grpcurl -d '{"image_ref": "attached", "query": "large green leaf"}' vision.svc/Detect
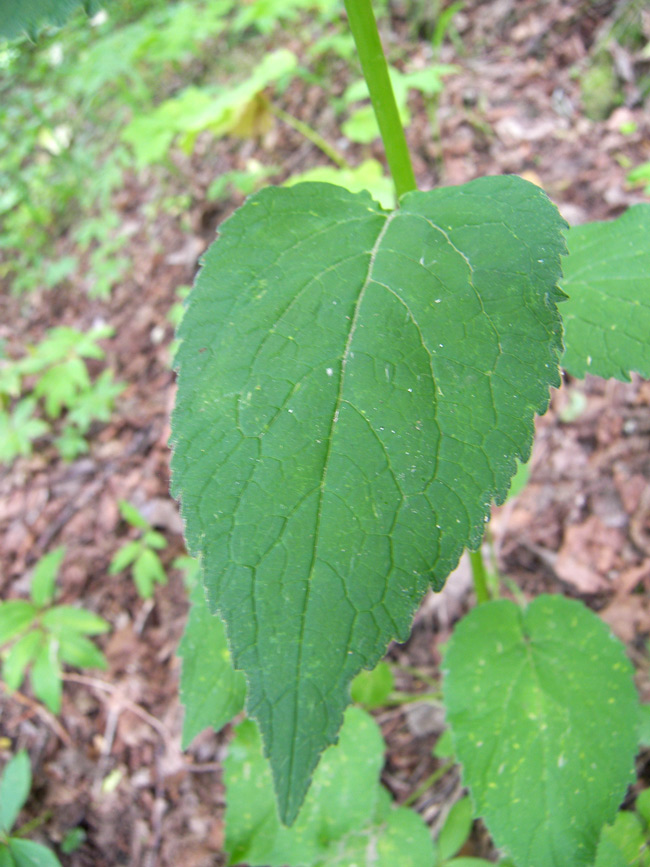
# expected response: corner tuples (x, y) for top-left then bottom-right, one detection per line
(443, 595), (638, 867)
(224, 706), (434, 866)
(178, 582), (246, 748)
(0, 0), (93, 39)
(171, 176), (566, 822)
(560, 204), (650, 380)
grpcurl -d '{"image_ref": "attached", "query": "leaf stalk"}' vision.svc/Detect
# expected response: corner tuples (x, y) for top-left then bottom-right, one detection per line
(344, 0), (417, 199)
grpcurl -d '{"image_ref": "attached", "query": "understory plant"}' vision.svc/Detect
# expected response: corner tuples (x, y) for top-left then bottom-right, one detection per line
(3, 2), (650, 865)
(0, 750), (63, 867)
(0, 547), (110, 713)
(109, 500), (168, 599)
(0, 324), (124, 463)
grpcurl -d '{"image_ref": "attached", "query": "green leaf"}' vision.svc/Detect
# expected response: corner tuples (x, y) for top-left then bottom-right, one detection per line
(178, 581), (246, 747)
(437, 796), (473, 862)
(433, 728), (455, 760)
(122, 50), (297, 167)
(504, 458), (530, 502)
(30, 636), (62, 713)
(132, 549), (167, 599)
(8, 839), (62, 867)
(30, 547), (65, 608)
(286, 160), (396, 210)
(0, 0), (92, 39)
(34, 357), (90, 419)
(109, 540), (142, 574)
(0, 751), (31, 834)
(57, 633), (107, 671)
(443, 595), (638, 867)
(171, 177), (566, 822)
(594, 811), (646, 867)
(143, 530), (167, 551)
(0, 844), (15, 867)
(350, 661), (394, 708)
(224, 706), (434, 866)
(638, 703), (650, 747)
(41, 606), (110, 636)
(635, 788), (650, 825)
(3, 630), (43, 691)
(560, 204), (650, 380)
(118, 501), (150, 530)
(0, 602), (38, 646)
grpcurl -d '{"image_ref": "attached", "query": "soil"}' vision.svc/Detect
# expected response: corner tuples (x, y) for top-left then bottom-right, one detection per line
(1, 0), (649, 864)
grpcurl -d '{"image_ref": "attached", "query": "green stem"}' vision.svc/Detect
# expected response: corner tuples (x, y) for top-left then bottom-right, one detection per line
(390, 661), (438, 690)
(385, 690), (442, 706)
(403, 760), (454, 808)
(267, 101), (351, 170)
(13, 811), (52, 838)
(344, 0), (417, 198)
(469, 547), (490, 605)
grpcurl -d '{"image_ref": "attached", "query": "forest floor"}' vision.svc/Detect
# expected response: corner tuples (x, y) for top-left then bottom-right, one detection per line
(1, 0), (650, 864)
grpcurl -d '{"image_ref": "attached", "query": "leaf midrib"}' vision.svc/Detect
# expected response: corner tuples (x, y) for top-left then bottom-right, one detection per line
(282, 209), (396, 808)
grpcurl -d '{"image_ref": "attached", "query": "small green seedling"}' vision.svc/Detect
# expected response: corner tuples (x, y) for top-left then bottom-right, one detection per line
(628, 160), (650, 195)
(0, 325), (124, 463)
(0, 548), (110, 714)
(0, 750), (63, 867)
(0, 398), (50, 463)
(109, 501), (168, 599)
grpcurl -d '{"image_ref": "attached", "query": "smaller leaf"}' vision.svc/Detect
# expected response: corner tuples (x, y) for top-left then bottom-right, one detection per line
(0, 845), (14, 867)
(60, 828), (86, 854)
(143, 530), (167, 551)
(444, 595), (638, 867)
(8, 839), (62, 867)
(35, 358), (89, 419)
(179, 581), (246, 747)
(58, 634), (107, 671)
(225, 708), (435, 867)
(350, 661), (394, 709)
(172, 555), (201, 589)
(109, 540), (142, 575)
(133, 550), (167, 599)
(31, 636), (62, 713)
(504, 458), (530, 502)
(635, 788), (650, 825)
(433, 728), (455, 760)
(285, 161), (396, 210)
(3, 631), (43, 691)
(118, 501), (149, 530)
(0, 602), (38, 646)
(30, 548), (65, 608)
(638, 703), (650, 747)
(0, 750), (31, 833)
(41, 606), (110, 636)
(561, 204), (650, 380)
(594, 811), (645, 867)
(437, 796), (473, 862)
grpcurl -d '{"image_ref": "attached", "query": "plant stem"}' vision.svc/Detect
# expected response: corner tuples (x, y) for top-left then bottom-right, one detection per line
(469, 547), (490, 604)
(385, 690), (442, 706)
(267, 101), (351, 170)
(403, 760), (454, 808)
(13, 811), (53, 838)
(344, 0), (417, 198)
